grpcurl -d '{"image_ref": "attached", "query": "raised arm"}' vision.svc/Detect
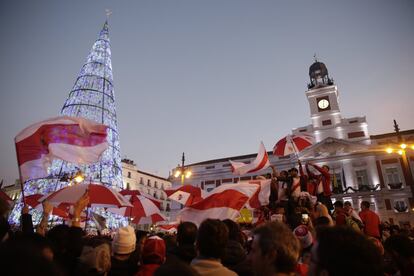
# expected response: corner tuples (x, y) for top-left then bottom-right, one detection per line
(36, 201), (53, 236)
(310, 163), (330, 178)
(71, 191), (89, 228)
(306, 163), (317, 179)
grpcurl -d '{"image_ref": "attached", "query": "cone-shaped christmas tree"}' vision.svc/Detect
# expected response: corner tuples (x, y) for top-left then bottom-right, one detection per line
(9, 21), (124, 226)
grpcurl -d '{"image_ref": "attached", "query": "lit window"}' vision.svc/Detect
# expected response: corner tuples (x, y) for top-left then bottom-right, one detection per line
(356, 170), (369, 187)
(385, 167), (401, 186)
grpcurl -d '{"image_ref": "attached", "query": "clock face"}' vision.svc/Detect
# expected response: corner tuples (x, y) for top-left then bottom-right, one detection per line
(318, 99), (330, 109)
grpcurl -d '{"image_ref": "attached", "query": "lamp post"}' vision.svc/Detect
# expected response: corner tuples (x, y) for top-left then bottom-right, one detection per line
(384, 120), (414, 201)
(174, 152), (192, 185)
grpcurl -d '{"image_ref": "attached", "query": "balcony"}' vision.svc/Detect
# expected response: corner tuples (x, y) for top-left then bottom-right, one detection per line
(387, 182), (403, 190)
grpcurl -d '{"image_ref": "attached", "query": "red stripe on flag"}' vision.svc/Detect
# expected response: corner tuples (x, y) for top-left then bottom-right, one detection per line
(189, 190), (249, 211)
(16, 123), (107, 165)
(247, 152), (269, 174)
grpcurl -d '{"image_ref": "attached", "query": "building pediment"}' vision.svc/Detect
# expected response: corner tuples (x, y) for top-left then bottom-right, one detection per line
(298, 137), (369, 159)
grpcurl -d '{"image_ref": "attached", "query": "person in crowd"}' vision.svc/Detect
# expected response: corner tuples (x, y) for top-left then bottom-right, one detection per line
(191, 219), (237, 276)
(306, 162), (333, 210)
(109, 225), (138, 276)
(222, 219), (247, 270)
(343, 201), (362, 223)
(270, 203), (287, 224)
(309, 226), (383, 276)
(77, 238), (112, 276)
(313, 216), (332, 228)
(293, 225), (313, 251)
(332, 201), (347, 226)
(296, 249), (311, 276)
(359, 201), (381, 239)
(0, 233), (63, 276)
(0, 197), (12, 243)
(136, 235), (166, 276)
(155, 259), (200, 276)
(311, 202), (333, 226)
(276, 170), (290, 204)
(288, 167), (302, 199)
(168, 221), (197, 264)
(383, 234), (414, 276)
(47, 193), (88, 276)
(248, 221), (300, 276)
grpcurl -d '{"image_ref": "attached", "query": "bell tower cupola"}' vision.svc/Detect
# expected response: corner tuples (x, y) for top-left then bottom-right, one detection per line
(308, 56), (334, 89)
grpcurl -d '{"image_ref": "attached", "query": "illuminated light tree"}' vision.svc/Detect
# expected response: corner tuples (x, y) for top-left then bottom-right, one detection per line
(10, 20), (124, 226)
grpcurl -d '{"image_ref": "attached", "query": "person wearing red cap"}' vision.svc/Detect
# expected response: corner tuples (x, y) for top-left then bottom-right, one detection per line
(136, 236), (166, 276)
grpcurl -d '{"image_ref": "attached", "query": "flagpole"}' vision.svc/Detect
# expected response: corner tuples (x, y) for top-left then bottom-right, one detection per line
(14, 141), (26, 204)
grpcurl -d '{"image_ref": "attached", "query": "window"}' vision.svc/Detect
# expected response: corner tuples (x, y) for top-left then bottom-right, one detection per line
(356, 170), (369, 187)
(222, 163), (232, 167)
(126, 182), (130, 190)
(206, 165), (215, 169)
(139, 177), (144, 185)
(331, 173), (342, 193)
(154, 181), (158, 189)
(299, 129), (307, 132)
(147, 179), (151, 186)
(153, 192), (157, 198)
(127, 172), (131, 178)
(385, 167), (401, 185)
(348, 131), (365, 139)
(322, 119), (332, 126)
(349, 119), (358, 124)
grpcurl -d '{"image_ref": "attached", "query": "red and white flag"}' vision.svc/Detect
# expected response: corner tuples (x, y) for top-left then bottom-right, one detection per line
(229, 142), (270, 175)
(15, 116), (109, 182)
(177, 182), (259, 225)
(165, 185), (206, 207)
(244, 179), (272, 209)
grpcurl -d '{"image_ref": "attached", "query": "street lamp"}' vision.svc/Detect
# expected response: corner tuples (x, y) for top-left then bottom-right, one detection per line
(174, 152), (192, 185)
(384, 120), (414, 200)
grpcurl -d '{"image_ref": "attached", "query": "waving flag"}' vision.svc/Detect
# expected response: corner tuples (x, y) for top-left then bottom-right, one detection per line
(15, 116), (109, 182)
(165, 185), (206, 207)
(229, 142), (270, 175)
(245, 179), (272, 209)
(177, 182), (259, 225)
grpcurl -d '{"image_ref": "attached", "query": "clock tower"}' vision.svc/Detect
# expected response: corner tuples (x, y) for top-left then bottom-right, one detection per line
(292, 58), (369, 143)
(306, 59), (341, 129)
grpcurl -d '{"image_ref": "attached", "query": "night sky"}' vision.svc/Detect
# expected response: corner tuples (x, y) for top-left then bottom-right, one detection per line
(1, 0), (413, 185)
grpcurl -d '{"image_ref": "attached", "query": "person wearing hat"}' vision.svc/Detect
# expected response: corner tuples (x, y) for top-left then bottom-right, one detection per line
(136, 235), (166, 276)
(109, 226), (138, 276)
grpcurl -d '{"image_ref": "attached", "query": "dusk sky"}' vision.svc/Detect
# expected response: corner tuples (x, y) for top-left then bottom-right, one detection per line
(1, 0), (413, 185)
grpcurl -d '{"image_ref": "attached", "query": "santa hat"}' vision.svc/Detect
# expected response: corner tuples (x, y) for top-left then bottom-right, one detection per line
(112, 226), (136, 254)
(142, 236), (166, 265)
(293, 225), (313, 249)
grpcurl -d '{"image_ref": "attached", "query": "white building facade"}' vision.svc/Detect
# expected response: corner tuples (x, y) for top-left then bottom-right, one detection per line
(170, 60), (414, 225)
(122, 159), (172, 217)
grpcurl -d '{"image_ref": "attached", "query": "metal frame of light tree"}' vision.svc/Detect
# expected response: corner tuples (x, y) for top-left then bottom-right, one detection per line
(9, 21), (124, 226)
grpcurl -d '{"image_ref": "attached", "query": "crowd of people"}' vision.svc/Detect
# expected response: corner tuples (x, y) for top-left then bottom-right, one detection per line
(0, 161), (414, 276)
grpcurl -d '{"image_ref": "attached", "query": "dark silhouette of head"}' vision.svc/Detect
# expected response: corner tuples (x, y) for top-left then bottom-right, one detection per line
(196, 219), (229, 259)
(311, 226), (383, 276)
(177, 221), (197, 246)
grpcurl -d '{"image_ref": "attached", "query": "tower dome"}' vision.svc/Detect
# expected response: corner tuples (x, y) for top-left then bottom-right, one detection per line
(308, 58), (334, 89)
